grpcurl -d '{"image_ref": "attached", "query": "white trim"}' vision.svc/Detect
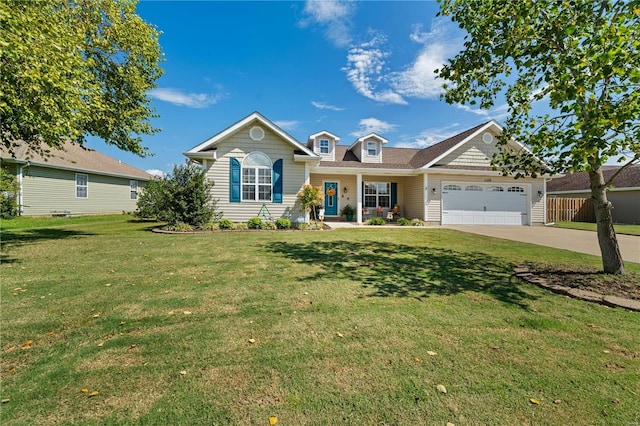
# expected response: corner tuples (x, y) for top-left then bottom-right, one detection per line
(186, 111), (318, 158)
(423, 173), (429, 221)
(543, 179), (548, 223)
(184, 151), (216, 161)
(309, 166), (416, 175)
(356, 173), (363, 223)
(4, 158), (151, 181)
(348, 133), (388, 151)
(309, 130), (340, 142)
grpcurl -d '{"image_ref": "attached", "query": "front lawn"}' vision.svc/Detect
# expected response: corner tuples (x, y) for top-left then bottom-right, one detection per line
(554, 221), (640, 236)
(1, 215), (639, 425)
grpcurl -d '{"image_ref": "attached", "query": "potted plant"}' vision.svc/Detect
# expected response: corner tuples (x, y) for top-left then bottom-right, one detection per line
(341, 204), (355, 221)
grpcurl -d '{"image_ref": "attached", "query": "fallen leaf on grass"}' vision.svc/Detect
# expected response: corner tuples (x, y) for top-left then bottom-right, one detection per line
(426, 351), (437, 356)
(437, 384), (447, 394)
(530, 398), (541, 405)
(21, 340), (33, 349)
(603, 350), (610, 354)
(446, 423), (455, 426)
(553, 399), (562, 404)
(93, 313), (101, 318)
(183, 311), (192, 315)
(1, 399), (10, 404)
(88, 391), (99, 397)
(413, 357), (420, 362)
(81, 388), (88, 393)
(97, 342), (104, 347)
(168, 310), (175, 315)
(269, 416), (278, 425)
(336, 332), (344, 338)
(585, 323), (599, 328)
(180, 370), (187, 376)
(248, 338), (256, 344)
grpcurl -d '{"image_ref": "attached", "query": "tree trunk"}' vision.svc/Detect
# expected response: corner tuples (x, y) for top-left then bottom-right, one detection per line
(589, 168), (625, 274)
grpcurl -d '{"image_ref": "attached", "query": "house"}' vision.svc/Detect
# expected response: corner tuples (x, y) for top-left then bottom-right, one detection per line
(547, 165), (640, 224)
(1, 141), (152, 216)
(184, 111), (549, 225)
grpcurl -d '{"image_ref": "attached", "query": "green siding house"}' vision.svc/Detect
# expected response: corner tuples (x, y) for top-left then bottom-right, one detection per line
(1, 141), (152, 216)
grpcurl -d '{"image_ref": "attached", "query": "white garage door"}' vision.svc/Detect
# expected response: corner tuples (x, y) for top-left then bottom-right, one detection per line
(441, 183), (528, 225)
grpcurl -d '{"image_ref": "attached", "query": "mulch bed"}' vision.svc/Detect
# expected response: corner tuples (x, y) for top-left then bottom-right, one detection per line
(527, 264), (640, 301)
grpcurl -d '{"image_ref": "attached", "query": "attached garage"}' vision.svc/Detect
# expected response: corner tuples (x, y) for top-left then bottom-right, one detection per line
(441, 182), (529, 225)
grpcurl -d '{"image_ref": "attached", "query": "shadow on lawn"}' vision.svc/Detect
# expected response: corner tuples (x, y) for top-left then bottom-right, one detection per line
(0, 228), (94, 263)
(268, 240), (536, 309)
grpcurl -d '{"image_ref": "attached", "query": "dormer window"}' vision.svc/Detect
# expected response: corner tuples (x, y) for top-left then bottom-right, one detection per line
(367, 141), (378, 156)
(319, 139), (330, 154)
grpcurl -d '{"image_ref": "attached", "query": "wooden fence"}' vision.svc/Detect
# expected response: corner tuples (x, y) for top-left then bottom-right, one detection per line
(547, 197), (595, 223)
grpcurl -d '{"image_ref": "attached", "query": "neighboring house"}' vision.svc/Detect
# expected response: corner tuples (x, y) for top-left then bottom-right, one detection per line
(547, 165), (640, 224)
(184, 111), (549, 225)
(1, 141), (152, 216)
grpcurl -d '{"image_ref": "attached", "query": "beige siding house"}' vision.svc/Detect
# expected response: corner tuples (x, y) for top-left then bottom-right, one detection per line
(1, 141), (152, 216)
(185, 112), (549, 225)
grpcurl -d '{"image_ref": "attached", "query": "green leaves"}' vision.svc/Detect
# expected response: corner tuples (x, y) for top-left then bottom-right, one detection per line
(0, 0), (163, 156)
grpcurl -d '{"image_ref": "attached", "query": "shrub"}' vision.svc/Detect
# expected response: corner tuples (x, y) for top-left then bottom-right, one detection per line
(368, 217), (386, 226)
(396, 217), (410, 226)
(247, 217), (263, 229)
(235, 223), (248, 230)
(135, 161), (221, 227)
(340, 204), (355, 216)
(275, 218), (291, 229)
(263, 221), (277, 230)
(0, 168), (19, 218)
(297, 184), (323, 221)
(218, 218), (234, 229)
(163, 222), (194, 232)
(411, 218), (427, 227)
(200, 221), (219, 231)
(296, 223), (309, 230)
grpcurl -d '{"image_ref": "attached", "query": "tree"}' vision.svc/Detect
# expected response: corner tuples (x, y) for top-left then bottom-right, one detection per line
(437, 0), (640, 274)
(0, 167), (19, 218)
(135, 162), (221, 227)
(0, 0), (163, 156)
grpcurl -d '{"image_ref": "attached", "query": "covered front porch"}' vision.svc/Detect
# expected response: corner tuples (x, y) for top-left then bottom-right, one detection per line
(309, 172), (428, 224)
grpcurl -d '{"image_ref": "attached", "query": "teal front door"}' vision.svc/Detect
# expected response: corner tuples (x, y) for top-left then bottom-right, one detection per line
(324, 182), (338, 216)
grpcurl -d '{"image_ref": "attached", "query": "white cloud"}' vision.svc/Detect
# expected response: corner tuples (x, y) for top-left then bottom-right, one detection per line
(342, 36), (408, 105)
(149, 87), (224, 108)
(300, 1), (354, 47)
(395, 124), (462, 149)
(273, 120), (300, 131)
(350, 117), (397, 137)
(389, 19), (462, 100)
(146, 169), (167, 178)
(311, 101), (345, 111)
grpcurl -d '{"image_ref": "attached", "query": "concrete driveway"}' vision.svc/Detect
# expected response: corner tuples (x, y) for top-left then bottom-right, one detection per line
(443, 225), (640, 263)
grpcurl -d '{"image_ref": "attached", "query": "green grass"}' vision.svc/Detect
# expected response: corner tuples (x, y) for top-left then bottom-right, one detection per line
(554, 221), (640, 236)
(1, 215), (639, 425)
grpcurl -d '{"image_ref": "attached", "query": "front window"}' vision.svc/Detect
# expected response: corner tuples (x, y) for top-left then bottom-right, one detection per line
(364, 181), (390, 208)
(319, 139), (329, 154)
(76, 173), (88, 198)
(366, 141), (378, 156)
(242, 152), (272, 201)
(130, 180), (138, 200)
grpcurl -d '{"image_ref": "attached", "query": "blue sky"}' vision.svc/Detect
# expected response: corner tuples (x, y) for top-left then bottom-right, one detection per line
(90, 0), (511, 176)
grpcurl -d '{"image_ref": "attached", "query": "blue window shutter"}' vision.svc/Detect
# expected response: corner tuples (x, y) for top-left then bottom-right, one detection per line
(391, 182), (397, 207)
(230, 157), (240, 202)
(273, 159), (283, 204)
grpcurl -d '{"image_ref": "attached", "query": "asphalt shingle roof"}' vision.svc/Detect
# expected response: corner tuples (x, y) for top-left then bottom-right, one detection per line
(547, 165), (640, 192)
(1, 141), (152, 180)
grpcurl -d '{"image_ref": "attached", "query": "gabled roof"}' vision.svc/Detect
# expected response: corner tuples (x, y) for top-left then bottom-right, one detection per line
(348, 133), (388, 151)
(547, 165), (640, 192)
(409, 122), (491, 168)
(308, 130), (340, 142)
(318, 145), (420, 170)
(185, 111), (318, 158)
(0, 141), (152, 180)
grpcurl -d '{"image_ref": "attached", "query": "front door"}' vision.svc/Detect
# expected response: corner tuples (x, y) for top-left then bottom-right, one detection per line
(324, 182), (338, 216)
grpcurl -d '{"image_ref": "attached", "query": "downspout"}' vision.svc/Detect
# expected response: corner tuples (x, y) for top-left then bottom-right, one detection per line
(356, 173), (362, 223)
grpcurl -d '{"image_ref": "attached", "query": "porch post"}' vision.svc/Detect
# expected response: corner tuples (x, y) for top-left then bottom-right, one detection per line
(423, 173), (429, 221)
(356, 173), (362, 223)
(304, 163), (310, 223)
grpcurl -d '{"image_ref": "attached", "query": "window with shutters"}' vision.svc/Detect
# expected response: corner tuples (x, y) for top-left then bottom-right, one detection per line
(242, 152), (272, 202)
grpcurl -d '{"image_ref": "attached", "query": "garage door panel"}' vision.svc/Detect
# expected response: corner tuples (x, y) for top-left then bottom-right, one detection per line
(442, 183), (528, 225)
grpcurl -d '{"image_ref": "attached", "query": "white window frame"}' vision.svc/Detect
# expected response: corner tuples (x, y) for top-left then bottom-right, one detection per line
(242, 152), (272, 202)
(130, 180), (138, 200)
(364, 181), (390, 208)
(76, 173), (88, 199)
(366, 141), (378, 156)
(319, 139), (330, 154)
